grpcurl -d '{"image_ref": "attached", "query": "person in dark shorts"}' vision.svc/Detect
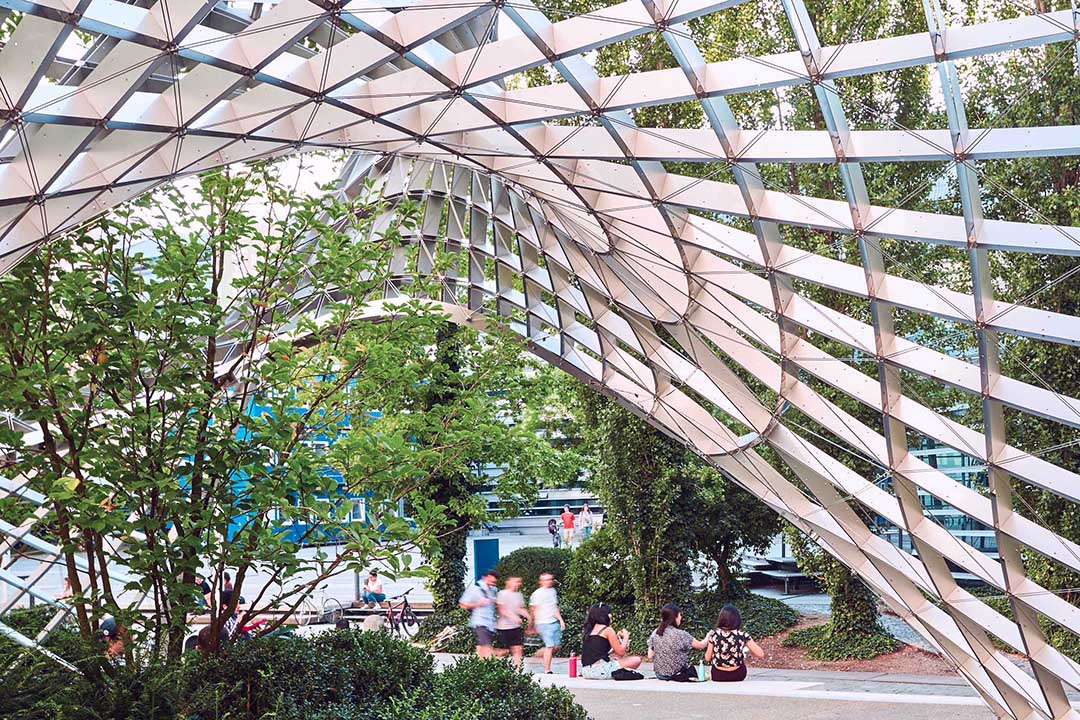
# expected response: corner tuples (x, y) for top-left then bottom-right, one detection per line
(496, 575), (530, 668)
(459, 570), (499, 658)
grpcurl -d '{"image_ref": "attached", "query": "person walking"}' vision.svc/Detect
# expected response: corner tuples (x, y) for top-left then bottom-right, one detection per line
(647, 603), (707, 681)
(705, 604), (764, 682)
(559, 505), (576, 549)
(579, 503), (594, 541)
(496, 575), (530, 669)
(362, 570), (386, 608)
(529, 571), (566, 673)
(547, 517), (561, 548)
(579, 602), (643, 679)
(459, 570), (499, 659)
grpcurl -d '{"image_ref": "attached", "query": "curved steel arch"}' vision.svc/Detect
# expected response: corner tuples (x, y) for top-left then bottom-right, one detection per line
(2, 0), (1080, 716)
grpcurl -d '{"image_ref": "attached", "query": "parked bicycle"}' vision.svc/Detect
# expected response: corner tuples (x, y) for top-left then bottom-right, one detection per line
(384, 588), (420, 637)
(297, 586), (345, 626)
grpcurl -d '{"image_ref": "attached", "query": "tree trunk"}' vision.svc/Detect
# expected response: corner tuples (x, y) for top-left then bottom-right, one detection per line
(827, 565), (880, 636)
(429, 513), (469, 612)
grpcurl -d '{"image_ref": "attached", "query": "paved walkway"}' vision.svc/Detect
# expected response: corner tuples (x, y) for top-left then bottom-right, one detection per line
(548, 660), (989, 719)
(567, 687), (993, 720)
(433, 654), (993, 718)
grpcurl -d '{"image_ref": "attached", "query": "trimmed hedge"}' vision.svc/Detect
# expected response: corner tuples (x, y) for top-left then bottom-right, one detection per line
(492, 546), (572, 597)
(184, 628), (435, 719)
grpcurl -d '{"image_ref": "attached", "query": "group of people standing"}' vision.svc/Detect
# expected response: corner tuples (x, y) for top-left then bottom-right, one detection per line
(548, 503), (595, 549)
(460, 570), (763, 683)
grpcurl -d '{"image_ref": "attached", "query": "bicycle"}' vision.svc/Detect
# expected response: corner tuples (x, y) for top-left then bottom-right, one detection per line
(384, 588), (420, 638)
(297, 586), (345, 626)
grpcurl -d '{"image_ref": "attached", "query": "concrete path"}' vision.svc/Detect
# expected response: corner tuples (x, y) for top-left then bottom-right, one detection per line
(432, 653), (993, 718)
(567, 687), (993, 720)
(526, 657), (990, 719)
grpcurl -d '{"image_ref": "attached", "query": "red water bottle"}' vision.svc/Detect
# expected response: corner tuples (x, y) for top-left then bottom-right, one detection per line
(568, 652), (578, 678)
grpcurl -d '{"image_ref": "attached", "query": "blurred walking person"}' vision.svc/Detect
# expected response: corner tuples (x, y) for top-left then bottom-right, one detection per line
(497, 575), (530, 669)
(529, 571), (566, 673)
(460, 570), (499, 659)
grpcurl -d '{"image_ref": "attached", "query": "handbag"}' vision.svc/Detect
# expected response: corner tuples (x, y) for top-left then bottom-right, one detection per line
(611, 668), (645, 681)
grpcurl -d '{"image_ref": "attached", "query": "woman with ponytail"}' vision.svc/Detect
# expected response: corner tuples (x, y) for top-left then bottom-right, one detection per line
(647, 604), (708, 681)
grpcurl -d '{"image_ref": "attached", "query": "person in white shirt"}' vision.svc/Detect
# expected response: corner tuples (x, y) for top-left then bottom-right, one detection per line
(579, 503), (594, 540)
(496, 575), (530, 668)
(529, 572), (566, 674)
(362, 570), (386, 608)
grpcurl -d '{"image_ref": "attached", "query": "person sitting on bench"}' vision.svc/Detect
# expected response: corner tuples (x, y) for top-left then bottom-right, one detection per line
(362, 570), (386, 607)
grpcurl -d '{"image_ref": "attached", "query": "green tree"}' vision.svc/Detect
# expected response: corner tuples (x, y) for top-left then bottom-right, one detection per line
(575, 389), (697, 614)
(959, 0), (1080, 658)
(689, 469), (780, 596)
(404, 323), (553, 611)
(0, 162), (545, 668)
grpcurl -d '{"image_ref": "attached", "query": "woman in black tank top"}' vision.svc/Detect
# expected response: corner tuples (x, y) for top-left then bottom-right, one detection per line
(581, 629), (612, 666)
(579, 603), (643, 679)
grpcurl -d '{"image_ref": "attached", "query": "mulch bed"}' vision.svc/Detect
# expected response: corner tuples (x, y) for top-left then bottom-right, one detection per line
(749, 616), (959, 675)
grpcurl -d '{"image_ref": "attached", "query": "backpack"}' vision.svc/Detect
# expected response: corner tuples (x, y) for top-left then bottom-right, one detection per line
(611, 668), (645, 681)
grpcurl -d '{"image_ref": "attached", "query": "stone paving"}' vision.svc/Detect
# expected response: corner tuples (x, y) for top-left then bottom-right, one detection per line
(567, 688), (994, 720)
(432, 654), (996, 719)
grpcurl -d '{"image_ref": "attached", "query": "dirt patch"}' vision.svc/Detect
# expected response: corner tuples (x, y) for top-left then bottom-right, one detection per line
(749, 616), (958, 675)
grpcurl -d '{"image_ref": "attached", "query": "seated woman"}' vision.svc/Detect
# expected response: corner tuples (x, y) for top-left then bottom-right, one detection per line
(705, 604), (764, 682)
(580, 602), (643, 679)
(647, 603), (708, 681)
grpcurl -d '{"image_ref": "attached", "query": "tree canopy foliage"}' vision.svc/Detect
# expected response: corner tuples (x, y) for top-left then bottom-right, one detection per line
(0, 161), (553, 666)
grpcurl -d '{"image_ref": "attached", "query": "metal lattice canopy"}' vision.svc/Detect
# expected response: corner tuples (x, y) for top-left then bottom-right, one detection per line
(4, 0), (1080, 716)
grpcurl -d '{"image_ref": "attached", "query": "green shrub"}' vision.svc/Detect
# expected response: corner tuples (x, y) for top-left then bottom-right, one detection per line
(492, 547), (572, 597)
(0, 612), (185, 720)
(382, 657), (586, 720)
(686, 590), (798, 640)
(562, 525), (635, 610)
(3, 621), (592, 720)
(185, 628), (434, 719)
(783, 622), (898, 660)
